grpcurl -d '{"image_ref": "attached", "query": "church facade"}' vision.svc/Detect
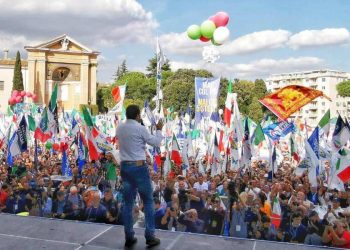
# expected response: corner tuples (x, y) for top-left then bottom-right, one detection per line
(0, 34), (99, 112)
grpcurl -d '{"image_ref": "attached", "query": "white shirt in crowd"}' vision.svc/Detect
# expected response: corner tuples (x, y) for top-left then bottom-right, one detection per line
(193, 182), (208, 192)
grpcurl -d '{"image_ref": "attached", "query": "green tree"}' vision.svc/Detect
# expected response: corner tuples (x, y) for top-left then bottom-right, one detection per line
(99, 72), (156, 110)
(96, 84), (109, 113)
(12, 51), (24, 91)
(337, 80), (350, 97)
(248, 97), (264, 122)
(232, 80), (255, 115)
(253, 79), (267, 100)
(113, 60), (128, 82)
(163, 69), (212, 112)
(146, 54), (171, 78)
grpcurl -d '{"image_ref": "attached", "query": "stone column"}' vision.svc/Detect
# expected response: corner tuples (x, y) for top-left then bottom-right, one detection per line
(27, 58), (36, 95)
(80, 60), (89, 105)
(36, 59), (47, 105)
(90, 63), (97, 105)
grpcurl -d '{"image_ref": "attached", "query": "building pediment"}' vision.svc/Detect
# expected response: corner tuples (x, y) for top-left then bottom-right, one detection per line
(24, 34), (99, 55)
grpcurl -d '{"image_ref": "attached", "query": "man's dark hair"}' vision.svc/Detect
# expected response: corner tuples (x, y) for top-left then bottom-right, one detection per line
(154, 197), (161, 205)
(126, 105), (140, 120)
(1, 183), (8, 190)
(292, 212), (302, 219)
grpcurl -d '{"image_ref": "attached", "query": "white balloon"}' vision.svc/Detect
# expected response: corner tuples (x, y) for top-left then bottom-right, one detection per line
(213, 27), (230, 44)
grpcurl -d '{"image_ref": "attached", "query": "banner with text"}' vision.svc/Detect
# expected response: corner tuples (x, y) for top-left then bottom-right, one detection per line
(195, 77), (220, 124)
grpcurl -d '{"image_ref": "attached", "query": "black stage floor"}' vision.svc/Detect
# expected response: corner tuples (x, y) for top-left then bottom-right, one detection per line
(0, 213), (334, 250)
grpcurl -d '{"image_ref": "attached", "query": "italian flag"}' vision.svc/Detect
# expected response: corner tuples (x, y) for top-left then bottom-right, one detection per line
(171, 134), (182, 166)
(271, 195), (281, 228)
(223, 81), (233, 127)
(290, 135), (300, 162)
(34, 107), (52, 143)
(82, 106), (101, 161)
(318, 109), (330, 136)
(336, 150), (350, 183)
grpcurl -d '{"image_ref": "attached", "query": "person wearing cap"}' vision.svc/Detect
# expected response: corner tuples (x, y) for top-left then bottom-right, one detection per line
(116, 104), (163, 248)
(304, 210), (326, 246)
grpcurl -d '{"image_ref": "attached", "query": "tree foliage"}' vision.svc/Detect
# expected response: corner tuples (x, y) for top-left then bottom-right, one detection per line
(231, 80), (256, 115)
(163, 69), (213, 112)
(337, 80), (350, 97)
(146, 54), (171, 78)
(253, 79), (267, 100)
(248, 97), (264, 122)
(113, 60), (128, 82)
(12, 51), (24, 91)
(97, 55), (271, 123)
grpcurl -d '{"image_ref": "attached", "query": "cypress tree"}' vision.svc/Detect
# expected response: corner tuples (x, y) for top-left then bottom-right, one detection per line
(12, 51), (24, 91)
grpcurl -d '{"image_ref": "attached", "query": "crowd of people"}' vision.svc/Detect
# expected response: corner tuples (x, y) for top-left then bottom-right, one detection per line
(1, 147), (350, 248)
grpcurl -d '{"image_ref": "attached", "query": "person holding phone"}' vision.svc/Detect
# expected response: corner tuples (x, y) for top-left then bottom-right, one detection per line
(322, 220), (350, 248)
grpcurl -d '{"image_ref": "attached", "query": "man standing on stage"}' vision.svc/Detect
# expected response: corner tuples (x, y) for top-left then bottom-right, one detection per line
(116, 104), (163, 247)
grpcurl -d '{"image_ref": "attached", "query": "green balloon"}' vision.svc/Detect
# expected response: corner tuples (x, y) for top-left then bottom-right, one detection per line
(187, 25), (201, 40)
(45, 142), (53, 149)
(200, 20), (216, 39)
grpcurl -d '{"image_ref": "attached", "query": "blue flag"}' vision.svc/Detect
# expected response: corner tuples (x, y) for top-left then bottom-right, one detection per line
(308, 127), (319, 159)
(17, 116), (27, 152)
(263, 121), (295, 141)
(308, 127), (320, 176)
(268, 146), (276, 181)
(61, 149), (68, 175)
(78, 134), (86, 172)
(7, 131), (20, 167)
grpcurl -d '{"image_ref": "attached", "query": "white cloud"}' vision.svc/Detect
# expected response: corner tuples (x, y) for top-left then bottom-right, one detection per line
(170, 57), (324, 79)
(288, 28), (350, 49)
(160, 30), (291, 56)
(220, 29), (291, 55)
(0, 0), (158, 49)
(160, 28), (350, 57)
(160, 32), (204, 56)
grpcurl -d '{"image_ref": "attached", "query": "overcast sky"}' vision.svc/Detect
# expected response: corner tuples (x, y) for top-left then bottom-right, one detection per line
(0, 0), (349, 82)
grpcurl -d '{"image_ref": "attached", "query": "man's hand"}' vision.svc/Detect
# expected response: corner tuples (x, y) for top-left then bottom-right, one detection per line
(156, 120), (164, 130)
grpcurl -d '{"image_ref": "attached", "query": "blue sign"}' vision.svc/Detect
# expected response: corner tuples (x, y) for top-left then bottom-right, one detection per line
(195, 77), (220, 124)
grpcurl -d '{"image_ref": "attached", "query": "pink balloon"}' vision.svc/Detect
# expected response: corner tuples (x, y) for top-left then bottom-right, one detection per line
(20, 90), (26, 97)
(26, 92), (32, 97)
(210, 11), (229, 27)
(199, 36), (210, 42)
(32, 94), (38, 101)
(15, 96), (22, 103)
(12, 90), (19, 96)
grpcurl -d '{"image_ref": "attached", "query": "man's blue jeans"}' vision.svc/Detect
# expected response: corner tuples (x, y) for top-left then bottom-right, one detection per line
(121, 162), (155, 241)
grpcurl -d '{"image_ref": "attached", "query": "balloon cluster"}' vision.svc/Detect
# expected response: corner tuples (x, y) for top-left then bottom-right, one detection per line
(8, 90), (38, 106)
(187, 11), (230, 45)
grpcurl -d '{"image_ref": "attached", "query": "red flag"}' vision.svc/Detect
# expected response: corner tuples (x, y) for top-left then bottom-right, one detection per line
(112, 86), (121, 103)
(338, 165), (350, 183)
(171, 135), (182, 166)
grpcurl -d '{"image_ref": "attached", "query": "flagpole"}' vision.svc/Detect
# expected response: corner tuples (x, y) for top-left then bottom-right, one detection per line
(34, 138), (39, 171)
(156, 37), (161, 113)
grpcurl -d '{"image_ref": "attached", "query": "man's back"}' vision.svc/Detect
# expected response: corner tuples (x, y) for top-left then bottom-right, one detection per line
(116, 119), (162, 162)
